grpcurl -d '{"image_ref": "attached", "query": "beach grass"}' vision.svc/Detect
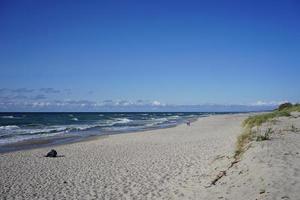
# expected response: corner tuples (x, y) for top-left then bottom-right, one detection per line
(235, 127), (252, 158)
(235, 103), (300, 158)
(256, 128), (273, 141)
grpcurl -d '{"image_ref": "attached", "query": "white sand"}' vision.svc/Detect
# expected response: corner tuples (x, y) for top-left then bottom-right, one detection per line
(0, 114), (247, 199)
(1, 113), (299, 200)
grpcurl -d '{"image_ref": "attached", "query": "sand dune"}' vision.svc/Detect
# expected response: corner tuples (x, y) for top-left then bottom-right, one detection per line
(206, 113), (300, 200)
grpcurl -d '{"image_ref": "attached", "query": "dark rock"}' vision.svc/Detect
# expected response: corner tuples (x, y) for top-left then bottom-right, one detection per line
(259, 189), (265, 194)
(45, 149), (57, 157)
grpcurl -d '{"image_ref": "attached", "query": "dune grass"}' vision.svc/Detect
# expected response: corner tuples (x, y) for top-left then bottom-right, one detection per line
(234, 103), (300, 159)
(234, 127), (252, 158)
(242, 110), (291, 128)
(256, 128), (273, 141)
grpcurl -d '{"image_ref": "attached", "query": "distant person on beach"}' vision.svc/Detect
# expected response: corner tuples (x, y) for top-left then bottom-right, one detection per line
(186, 121), (191, 126)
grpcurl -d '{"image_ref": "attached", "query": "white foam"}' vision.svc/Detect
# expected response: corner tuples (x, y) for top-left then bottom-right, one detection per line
(167, 115), (180, 120)
(114, 118), (132, 124)
(0, 125), (20, 130)
(0, 131), (65, 145)
(155, 117), (168, 122)
(1, 116), (15, 119)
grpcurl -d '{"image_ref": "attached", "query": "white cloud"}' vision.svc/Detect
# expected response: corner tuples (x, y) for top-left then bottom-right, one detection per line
(251, 100), (289, 106)
(151, 100), (164, 106)
(99, 100), (165, 107)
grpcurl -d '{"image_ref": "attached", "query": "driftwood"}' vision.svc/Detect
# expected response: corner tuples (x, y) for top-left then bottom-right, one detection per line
(211, 170), (226, 185)
(208, 159), (240, 187)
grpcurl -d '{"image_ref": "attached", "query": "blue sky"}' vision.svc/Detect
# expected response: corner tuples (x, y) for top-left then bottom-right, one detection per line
(0, 0), (299, 111)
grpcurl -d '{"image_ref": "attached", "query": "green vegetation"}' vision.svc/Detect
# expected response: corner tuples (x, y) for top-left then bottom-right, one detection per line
(243, 103), (300, 128)
(256, 128), (273, 141)
(235, 127), (252, 158)
(234, 103), (300, 159)
(278, 102), (293, 111)
(283, 104), (300, 112)
(290, 124), (299, 133)
(243, 111), (291, 128)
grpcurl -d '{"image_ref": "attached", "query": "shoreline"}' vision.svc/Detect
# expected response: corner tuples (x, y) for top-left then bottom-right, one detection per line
(0, 114), (201, 154)
(0, 112), (257, 154)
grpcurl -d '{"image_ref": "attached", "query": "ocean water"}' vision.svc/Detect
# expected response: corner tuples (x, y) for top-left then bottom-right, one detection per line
(0, 112), (212, 151)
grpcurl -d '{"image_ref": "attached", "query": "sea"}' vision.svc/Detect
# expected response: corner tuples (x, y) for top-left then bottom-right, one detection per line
(0, 112), (219, 152)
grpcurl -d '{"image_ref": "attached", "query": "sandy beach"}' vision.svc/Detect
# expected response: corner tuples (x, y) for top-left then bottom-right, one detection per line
(1, 113), (299, 200)
(2, 1), (299, 199)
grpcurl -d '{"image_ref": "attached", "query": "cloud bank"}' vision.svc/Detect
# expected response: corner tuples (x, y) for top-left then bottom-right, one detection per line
(0, 88), (291, 112)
